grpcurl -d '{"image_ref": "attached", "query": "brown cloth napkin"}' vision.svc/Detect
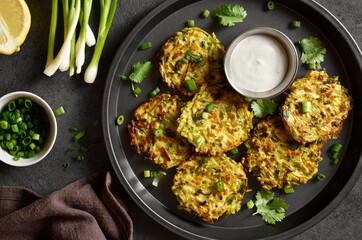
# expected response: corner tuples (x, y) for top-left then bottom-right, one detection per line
(0, 169), (133, 240)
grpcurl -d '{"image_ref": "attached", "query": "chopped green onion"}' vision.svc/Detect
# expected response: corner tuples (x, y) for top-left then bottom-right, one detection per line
(120, 75), (129, 81)
(214, 180), (225, 192)
(53, 106), (66, 116)
(316, 173), (326, 181)
(63, 161), (70, 169)
(0, 120), (8, 129)
(205, 103), (215, 112)
(186, 79), (197, 91)
(187, 19), (195, 27)
(144, 170), (151, 178)
(154, 128), (164, 137)
(202, 9), (210, 18)
(116, 115), (124, 125)
(284, 186), (295, 194)
(331, 143), (342, 153)
(291, 20), (301, 28)
(69, 127), (78, 132)
(74, 130), (86, 141)
(150, 87), (160, 97)
(75, 155), (85, 161)
(133, 87), (142, 96)
(246, 199), (254, 209)
(289, 141), (300, 151)
(8, 101), (16, 111)
(332, 158), (340, 165)
(201, 158), (208, 164)
(229, 147), (239, 155)
(186, 49), (203, 63)
(302, 101), (312, 113)
(267, 1), (275, 10)
(24, 98), (32, 109)
(152, 171), (167, 187)
(180, 58), (188, 64)
(66, 147), (76, 152)
(140, 41), (152, 50)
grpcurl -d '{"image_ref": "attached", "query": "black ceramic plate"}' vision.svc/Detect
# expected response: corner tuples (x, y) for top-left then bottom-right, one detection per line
(102, 0), (362, 239)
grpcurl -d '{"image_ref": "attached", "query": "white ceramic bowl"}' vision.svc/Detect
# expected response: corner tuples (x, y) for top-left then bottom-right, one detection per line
(224, 27), (298, 99)
(0, 91), (57, 167)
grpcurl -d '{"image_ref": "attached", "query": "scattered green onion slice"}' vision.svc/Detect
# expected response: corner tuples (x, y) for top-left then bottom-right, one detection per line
(267, 1), (275, 10)
(116, 115), (124, 125)
(316, 173), (326, 181)
(201, 157), (208, 164)
(187, 19), (195, 27)
(289, 141), (300, 151)
(150, 87), (160, 98)
(284, 186), (295, 194)
(152, 171), (167, 187)
(291, 20), (301, 28)
(202, 9), (210, 18)
(331, 143), (342, 153)
(74, 130), (86, 141)
(54, 106), (66, 116)
(246, 199), (254, 209)
(205, 102), (215, 112)
(229, 147), (239, 155)
(302, 101), (312, 113)
(186, 49), (203, 63)
(120, 75), (129, 81)
(214, 180), (225, 192)
(133, 87), (142, 96)
(186, 79), (197, 91)
(140, 41), (152, 50)
(180, 58), (188, 64)
(69, 127), (78, 132)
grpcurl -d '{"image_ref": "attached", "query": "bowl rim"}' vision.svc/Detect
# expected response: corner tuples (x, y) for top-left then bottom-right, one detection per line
(224, 26), (299, 99)
(0, 91), (57, 167)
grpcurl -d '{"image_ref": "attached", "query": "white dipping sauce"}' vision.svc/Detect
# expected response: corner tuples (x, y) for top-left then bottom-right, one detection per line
(229, 34), (288, 92)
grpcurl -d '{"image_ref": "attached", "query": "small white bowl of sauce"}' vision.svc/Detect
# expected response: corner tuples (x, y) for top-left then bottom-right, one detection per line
(224, 27), (298, 99)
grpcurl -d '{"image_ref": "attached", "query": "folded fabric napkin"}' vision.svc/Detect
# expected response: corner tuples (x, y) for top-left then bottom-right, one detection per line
(0, 169), (133, 240)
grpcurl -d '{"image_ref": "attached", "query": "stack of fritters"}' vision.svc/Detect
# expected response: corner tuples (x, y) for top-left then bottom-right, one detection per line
(159, 27), (225, 96)
(243, 71), (352, 190)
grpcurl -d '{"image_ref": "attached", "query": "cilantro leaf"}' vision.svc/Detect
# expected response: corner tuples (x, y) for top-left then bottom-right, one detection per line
(299, 36), (326, 70)
(251, 99), (278, 118)
(212, 4), (247, 27)
(252, 189), (289, 225)
(129, 61), (153, 83)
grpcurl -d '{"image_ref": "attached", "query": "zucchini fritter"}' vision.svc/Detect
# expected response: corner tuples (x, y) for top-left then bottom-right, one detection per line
(128, 93), (192, 169)
(242, 115), (324, 190)
(281, 71), (352, 143)
(177, 84), (253, 156)
(172, 154), (248, 223)
(159, 27), (225, 96)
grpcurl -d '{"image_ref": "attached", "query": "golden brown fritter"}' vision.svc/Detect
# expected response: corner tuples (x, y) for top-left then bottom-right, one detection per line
(281, 71), (352, 143)
(128, 93), (193, 169)
(242, 115), (324, 190)
(172, 154), (248, 223)
(159, 27), (225, 97)
(177, 84), (253, 156)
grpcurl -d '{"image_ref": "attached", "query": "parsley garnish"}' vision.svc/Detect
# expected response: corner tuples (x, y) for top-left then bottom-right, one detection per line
(129, 61), (153, 83)
(249, 189), (289, 224)
(212, 4), (247, 27)
(298, 36), (326, 70)
(251, 99), (278, 118)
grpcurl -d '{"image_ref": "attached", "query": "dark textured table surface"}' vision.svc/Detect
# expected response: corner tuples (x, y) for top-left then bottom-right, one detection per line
(0, 0), (361, 239)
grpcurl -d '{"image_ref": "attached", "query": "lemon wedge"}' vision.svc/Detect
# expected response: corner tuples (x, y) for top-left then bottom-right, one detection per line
(0, 0), (31, 55)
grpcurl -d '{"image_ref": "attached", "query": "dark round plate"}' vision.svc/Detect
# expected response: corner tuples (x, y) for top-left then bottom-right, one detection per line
(102, 0), (362, 239)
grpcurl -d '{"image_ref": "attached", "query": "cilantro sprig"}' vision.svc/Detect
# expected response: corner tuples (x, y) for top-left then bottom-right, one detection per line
(248, 189), (289, 224)
(298, 36), (326, 70)
(251, 99), (278, 118)
(212, 4), (247, 27)
(122, 60), (153, 97)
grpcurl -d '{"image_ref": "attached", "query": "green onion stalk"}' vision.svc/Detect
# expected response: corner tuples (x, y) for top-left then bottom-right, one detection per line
(45, 0), (58, 68)
(75, 0), (93, 74)
(84, 0), (118, 83)
(44, 0), (81, 76)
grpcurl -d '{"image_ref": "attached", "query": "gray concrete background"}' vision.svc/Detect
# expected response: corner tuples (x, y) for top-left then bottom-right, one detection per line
(0, 0), (360, 239)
